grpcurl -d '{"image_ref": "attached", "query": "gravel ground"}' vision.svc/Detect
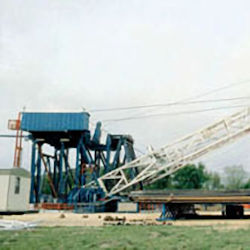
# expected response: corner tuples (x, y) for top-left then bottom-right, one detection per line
(2, 211), (250, 230)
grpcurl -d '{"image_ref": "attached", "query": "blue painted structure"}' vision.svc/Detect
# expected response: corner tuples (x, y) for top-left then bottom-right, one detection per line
(21, 112), (89, 132)
(156, 204), (176, 221)
(22, 112), (137, 211)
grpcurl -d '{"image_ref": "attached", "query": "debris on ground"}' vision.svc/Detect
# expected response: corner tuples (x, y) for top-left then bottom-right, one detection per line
(0, 220), (39, 230)
(103, 215), (127, 225)
(59, 214), (66, 219)
(104, 215), (115, 221)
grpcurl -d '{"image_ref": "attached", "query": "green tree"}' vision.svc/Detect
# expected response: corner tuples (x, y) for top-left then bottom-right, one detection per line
(243, 179), (250, 189)
(205, 172), (224, 190)
(172, 163), (209, 189)
(41, 175), (51, 195)
(145, 163), (210, 190)
(145, 175), (173, 190)
(223, 165), (247, 190)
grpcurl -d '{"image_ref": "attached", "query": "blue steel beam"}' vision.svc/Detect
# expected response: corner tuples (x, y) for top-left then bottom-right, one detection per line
(29, 141), (36, 203)
(36, 151), (41, 203)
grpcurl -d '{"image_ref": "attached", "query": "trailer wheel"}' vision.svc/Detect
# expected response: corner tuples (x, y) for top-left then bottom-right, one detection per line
(225, 205), (244, 219)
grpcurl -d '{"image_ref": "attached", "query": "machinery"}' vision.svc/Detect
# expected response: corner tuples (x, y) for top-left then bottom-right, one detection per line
(16, 112), (136, 211)
(96, 108), (250, 196)
(10, 107), (250, 215)
(130, 190), (250, 219)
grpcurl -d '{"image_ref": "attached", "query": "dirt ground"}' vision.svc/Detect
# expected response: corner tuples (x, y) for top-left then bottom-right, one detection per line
(3, 211), (250, 230)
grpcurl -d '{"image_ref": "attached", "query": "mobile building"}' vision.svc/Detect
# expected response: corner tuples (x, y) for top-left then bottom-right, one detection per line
(0, 168), (30, 213)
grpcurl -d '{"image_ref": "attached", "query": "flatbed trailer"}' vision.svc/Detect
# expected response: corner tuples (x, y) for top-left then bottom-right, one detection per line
(130, 190), (250, 220)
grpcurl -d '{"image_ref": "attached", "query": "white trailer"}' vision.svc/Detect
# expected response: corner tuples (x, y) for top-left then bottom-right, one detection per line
(0, 168), (30, 213)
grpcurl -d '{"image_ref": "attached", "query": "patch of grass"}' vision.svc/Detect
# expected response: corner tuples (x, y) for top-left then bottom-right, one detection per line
(0, 226), (250, 250)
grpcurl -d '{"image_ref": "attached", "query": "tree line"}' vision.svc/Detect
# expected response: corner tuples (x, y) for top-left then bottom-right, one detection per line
(146, 163), (250, 190)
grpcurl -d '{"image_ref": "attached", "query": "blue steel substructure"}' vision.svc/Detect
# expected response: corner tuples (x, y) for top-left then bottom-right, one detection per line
(21, 112), (136, 204)
(156, 204), (176, 221)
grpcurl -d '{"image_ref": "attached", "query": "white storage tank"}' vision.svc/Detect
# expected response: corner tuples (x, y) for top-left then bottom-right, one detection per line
(0, 168), (30, 212)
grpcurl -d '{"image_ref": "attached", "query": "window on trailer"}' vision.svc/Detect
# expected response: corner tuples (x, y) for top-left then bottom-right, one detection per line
(14, 177), (20, 194)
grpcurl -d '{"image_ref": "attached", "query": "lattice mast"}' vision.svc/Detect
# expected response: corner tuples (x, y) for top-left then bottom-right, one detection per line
(98, 108), (250, 196)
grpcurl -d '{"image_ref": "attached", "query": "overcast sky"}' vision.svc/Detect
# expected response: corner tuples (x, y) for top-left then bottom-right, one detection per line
(1, 0), (250, 173)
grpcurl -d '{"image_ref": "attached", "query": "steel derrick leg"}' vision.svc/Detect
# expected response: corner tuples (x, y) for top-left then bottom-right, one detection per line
(157, 204), (176, 221)
(29, 141), (37, 203)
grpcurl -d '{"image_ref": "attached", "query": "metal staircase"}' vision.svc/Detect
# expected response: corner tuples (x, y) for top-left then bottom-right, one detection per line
(97, 108), (250, 197)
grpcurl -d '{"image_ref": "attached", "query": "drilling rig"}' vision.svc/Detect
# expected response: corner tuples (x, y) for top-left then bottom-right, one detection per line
(10, 108), (250, 216)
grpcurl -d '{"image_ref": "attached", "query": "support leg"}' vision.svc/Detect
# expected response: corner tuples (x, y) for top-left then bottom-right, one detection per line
(29, 142), (36, 203)
(157, 204), (176, 221)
